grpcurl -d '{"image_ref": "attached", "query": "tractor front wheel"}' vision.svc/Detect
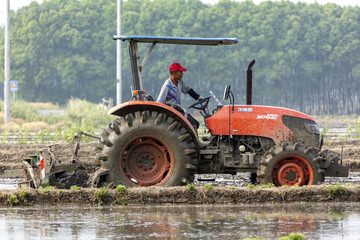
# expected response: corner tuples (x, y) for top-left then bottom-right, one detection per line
(257, 143), (321, 186)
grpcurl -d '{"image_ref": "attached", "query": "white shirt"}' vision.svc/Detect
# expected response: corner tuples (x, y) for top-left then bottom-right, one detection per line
(156, 78), (190, 105)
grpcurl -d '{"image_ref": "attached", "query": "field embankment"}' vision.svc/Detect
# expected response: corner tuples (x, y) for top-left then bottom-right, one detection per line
(1, 185), (359, 206)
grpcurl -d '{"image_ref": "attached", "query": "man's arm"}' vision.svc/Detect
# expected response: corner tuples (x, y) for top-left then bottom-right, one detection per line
(188, 89), (200, 101)
(180, 80), (201, 100)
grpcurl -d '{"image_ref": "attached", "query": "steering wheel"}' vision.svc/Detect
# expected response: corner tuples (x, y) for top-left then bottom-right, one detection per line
(188, 96), (211, 110)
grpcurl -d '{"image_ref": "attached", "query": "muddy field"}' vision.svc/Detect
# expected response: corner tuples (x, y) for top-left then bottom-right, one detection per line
(324, 139), (360, 170)
(0, 140), (360, 205)
(0, 142), (99, 170)
(1, 139), (359, 170)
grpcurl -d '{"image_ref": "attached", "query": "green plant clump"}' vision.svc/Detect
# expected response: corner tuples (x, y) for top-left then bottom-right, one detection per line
(18, 190), (29, 202)
(8, 194), (19, 206)
(70, 185), (81, 190)
(247, 184), (256, 189)
(95, 187), (109, 204)
(116, 185), (127, 194)
(204, 184), (213, 189)
(327, 183), (345, 198)
(261, 183), (275, 188)
(355, 117), (360, 138)
(278, 233), (305, 240)
(320, 126), (328, 136)
(186, 184), (196, 190)
(39, 186), (55, 195)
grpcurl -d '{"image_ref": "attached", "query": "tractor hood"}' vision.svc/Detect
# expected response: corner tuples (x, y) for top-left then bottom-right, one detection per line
(206, 105), (320, 146)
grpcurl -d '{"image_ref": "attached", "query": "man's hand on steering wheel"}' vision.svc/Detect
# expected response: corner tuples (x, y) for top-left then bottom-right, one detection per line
(189, 96), (211, 110)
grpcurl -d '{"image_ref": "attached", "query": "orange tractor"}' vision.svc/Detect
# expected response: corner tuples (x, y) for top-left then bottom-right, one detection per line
(91, 36), (348, 188)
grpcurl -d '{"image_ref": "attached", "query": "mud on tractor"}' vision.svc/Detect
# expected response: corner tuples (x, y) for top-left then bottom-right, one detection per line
(17, 36), (349, 188)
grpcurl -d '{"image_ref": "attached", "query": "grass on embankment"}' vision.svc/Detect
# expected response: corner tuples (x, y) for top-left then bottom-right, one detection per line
(1, 183), (360, 206)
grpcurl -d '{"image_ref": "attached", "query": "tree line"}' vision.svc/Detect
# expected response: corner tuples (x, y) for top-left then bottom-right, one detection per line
(0, 0), (360, 115)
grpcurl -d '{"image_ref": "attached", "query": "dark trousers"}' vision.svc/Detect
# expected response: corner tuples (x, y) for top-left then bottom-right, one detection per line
(173, 106), (199, 130)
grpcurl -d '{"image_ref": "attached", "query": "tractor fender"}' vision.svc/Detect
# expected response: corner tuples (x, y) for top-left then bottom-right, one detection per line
(108, 101), (201, 150)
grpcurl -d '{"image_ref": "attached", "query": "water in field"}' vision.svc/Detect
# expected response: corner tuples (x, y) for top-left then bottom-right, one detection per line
(0, 178), (21, 190)
(0, 202), (360, 240)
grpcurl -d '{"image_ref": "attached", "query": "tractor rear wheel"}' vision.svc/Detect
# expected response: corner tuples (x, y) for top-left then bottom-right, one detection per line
(97, 111), (198, 187)
(257, 143), (321, 186)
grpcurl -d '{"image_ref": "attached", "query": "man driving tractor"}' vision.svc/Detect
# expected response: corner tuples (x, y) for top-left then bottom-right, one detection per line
(157, 63), (203, 130)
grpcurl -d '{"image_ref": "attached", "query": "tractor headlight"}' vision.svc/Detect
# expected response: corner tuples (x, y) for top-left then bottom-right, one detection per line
(304, 122), (320, 135)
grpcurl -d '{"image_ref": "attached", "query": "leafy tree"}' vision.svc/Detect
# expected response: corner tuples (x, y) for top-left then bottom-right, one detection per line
(0, 0), (360, 115)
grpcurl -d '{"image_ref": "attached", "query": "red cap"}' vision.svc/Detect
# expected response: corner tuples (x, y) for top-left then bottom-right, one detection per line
(169, 63), (187, 72)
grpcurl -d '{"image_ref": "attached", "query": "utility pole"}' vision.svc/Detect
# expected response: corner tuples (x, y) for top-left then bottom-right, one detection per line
(4, 0), (10, 123)
(116, 0), (122, 105)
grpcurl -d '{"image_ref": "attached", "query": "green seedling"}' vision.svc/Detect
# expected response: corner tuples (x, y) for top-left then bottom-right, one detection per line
(18, 190), (29, 202)
(8, 194), (19, 206)
(95, 187), (109, 204)
(116, 185), (127, 194)
(70, 185), (81, 190)
(327, 183), (345, 198)
(261, 183), (275, 188)
(278, 232), (305, 240)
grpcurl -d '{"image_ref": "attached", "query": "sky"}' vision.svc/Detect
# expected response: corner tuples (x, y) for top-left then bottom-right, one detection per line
(0, 0), (359, 26)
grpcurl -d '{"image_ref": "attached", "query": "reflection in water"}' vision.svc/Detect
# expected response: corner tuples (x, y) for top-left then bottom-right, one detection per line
(0, 202), (359, 239)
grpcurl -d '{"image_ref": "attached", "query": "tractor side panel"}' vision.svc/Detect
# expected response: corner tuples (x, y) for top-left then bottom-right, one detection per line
(206, 105), (314, 144)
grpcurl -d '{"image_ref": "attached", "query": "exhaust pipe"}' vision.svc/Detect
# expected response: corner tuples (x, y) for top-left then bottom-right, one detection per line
(246, 59), (256, 105)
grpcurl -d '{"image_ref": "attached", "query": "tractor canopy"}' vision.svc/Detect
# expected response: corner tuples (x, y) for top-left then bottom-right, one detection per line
(113, 35), (238, 100)
(113, 35), (239, 45)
